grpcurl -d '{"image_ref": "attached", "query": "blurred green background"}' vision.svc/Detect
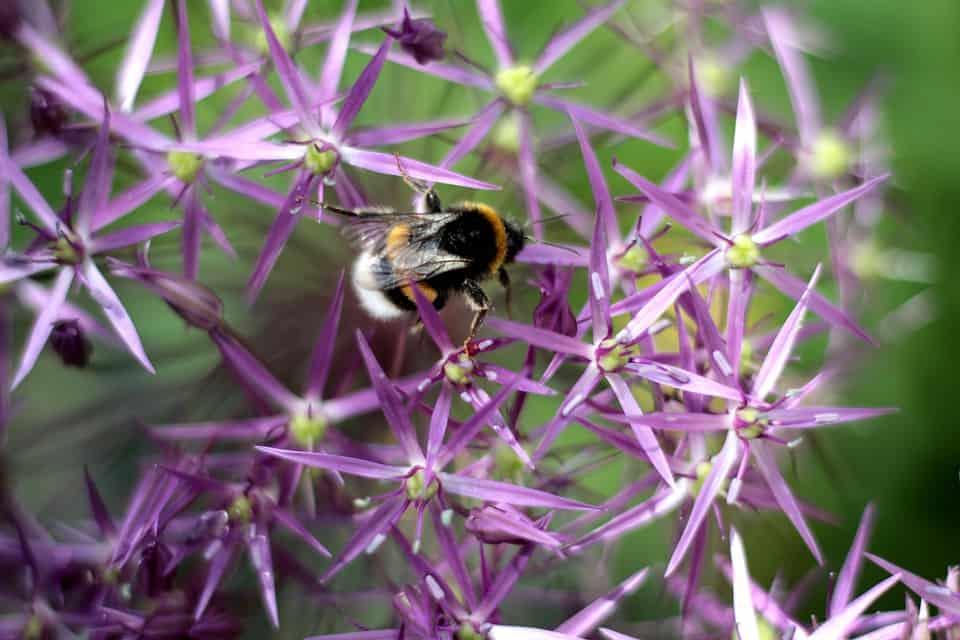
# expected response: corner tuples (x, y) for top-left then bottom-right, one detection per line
(0, 0), (957, 636)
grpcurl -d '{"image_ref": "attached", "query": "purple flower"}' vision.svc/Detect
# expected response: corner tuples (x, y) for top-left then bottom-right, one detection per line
(49, 318), (92, 368)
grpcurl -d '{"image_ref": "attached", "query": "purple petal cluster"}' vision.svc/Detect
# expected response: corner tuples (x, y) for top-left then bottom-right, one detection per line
(0, 1), (944, 639)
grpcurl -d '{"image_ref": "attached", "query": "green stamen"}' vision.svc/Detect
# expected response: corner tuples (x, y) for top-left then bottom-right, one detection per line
(725, 234), (760, 269)
(618, 245), (647, 273)
(495, 65), (538, 106)
(290, 411), (328, 448)
(734, 407), (768, 439)
(252, 15), (293, 55)
(597, 338), (637, 373)
(405, 469), (439, 502)
(167, 150), (204, 183)
(228, 495), (253, 523)
(304, 145), (337, 176)
(52, 237), (80, 264)
(443, 354), (474, 385)
(809, 131), (851, 180)
(456, 622), (485, 640)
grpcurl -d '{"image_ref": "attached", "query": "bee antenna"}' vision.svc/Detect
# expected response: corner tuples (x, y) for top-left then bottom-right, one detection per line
(524, 236), (582, 256)
(527, 213), (572, 227)
(307, 199), (356, 217)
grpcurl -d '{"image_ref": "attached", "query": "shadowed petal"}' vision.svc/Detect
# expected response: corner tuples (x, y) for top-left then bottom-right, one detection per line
(687, 57), (723, 172)
(763, 8), (822, 144)
(425, 384), (453, 473)
(516, 242), (588, 267)
(571, 483), (686, 551)
(80, 260), (154, 374)
(556, 568), (647, 636)
(174, 0), (197, 137)
(487, 317), (592, 359)
(754, 264), (872, 343)
(666, 431), (740, 577)
(133, 62), (262, 123)
(829, 503), (876, 616)
(439, 472), (597, 510)
(12, 268), (74, 389)
(341, 147), (500, 190)
(254, 0), (318, 136)
(613, 159), (720, 244)
(356, 331), (425, 464)
(730, 527), (761, 640)
(94, 173), (174, 231)
(356, 42), (494, 90)
(537, 95), (669, 146)
(753, 440), (822, 563)
(517, 110), (544, 235)
(210, 332), (299, 409)
(273, 508), (331, 558)
(731, 79), (756, 235)
(438, 99), (505, 171)
(306, 271), (346, 397)
(408, 277), (453, 353)
(867, 554), (960, 615)
(318, 0), (359, 125)
(477, 0), (514, 68)
(76, 99), (113, 236)
(116, 0), (165, 111)
(766, 406), (895, 429)
(534, 0), (625, 73)
(753, 175), (888, 246)
(194, 542), (236, 622)
(150, 415), (288, 442)
(607, 373), (674, 486)
(332, 36), (393, 140)
(246, 529), (278, 628)
(91, 221), (181, 254)
(347, 117), (471, 148)
(807, 574), (901, 640)
(247, 172), (315, 302)
(320, 495), (407, 583)
(752, 264), (821, 400)
(438, 376), (521, 467)
(532, 364), (602, 462)
(256, 447), (407, 479)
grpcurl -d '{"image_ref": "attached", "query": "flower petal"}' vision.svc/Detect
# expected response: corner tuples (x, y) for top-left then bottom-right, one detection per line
(80, 261), (154, 374)
(829, 503), (876, 616)
(534, 0), (625, 74)
(730, 526), (762, 640)
(439, 472), (597, 510)
(11, 268), (74, 389)
(116, 0), (165, 111)
(477, 0), (514, 68)
(341, 147), (500, 191)
(91, 221), (181, 254)
(556, 568), (647, 636)
(731, 79), (757, 235)
(305, 271), (346, 398)
(332, 36), (392, 140)
(256, 447), (407, 479)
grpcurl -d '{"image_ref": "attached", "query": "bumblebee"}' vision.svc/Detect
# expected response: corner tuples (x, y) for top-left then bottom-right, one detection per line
(322, 188), (525, 339)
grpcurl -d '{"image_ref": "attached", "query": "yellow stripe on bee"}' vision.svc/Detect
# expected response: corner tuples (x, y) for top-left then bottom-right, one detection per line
(400, 281), (438, 303)
(385, 224), (410, 259)
(459, 202), (507, 274)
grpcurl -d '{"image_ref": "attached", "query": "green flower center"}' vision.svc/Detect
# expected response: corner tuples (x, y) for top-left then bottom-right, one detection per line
(733, 618), (779, 640)
(52, 236), (81, 264)
(405, 469), (440, 502)
(290, 410), (328, 448)
(725, 234), (760, 269)
(734, 407), (768, 439)
(696, 55), (731, 97)
(491, 112), (521, 153)
(495, 65), (538, 106)
(228, 495), (253, 524)
(252, 15), (293, 55)
(809, 131), (851, 180)
(597, 338), (637, 373)
(167, 150), (204, 183)
(304, 144), (337, 176)
(618, 245), (647, 273)
(23, 615), (43, 640)
(690, 461), (713, 497)
(443, 354), (475, 385)
(456, 622), (486, 640)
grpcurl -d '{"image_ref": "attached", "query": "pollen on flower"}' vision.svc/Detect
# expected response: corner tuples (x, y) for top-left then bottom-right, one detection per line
(495, 65), (538, 106)
(725, 234), (760, 268)
(456, 622), (485, 640)
(690, 460), (714, 497)
(597, 338), (636, 373)
(290, 410), (328, 447)
(304, 144), (338, 176)
(808, 130), (851, 180)
(695, 55), (732, 97)
(167, 150), (204, 183)
(228, 495), (253, 524)
(618, 245), (647, 273)
(52, 236), (81, 264)
(443, 353), (475, 385)
(734, 406), (768, 439)
(405, 468), (440, 501)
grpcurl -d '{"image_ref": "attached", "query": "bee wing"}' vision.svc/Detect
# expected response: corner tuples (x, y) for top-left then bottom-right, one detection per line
(334, 209), (471, 290)
(334, 209), (455, 251)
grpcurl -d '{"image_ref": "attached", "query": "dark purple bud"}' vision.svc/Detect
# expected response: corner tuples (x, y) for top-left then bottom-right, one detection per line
(383, 9), (446, 65)
(29, 87), (68, 137)
(0, 3), (21, 41)
(50, 319), (92, 368)
(108, 260), (224, 330)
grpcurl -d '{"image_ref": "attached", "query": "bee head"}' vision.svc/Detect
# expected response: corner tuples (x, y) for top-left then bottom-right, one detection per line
(504, 219), (526, 263)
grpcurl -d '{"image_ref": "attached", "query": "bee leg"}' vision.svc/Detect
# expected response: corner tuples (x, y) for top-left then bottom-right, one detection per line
(462, 280), (490, 344)
(498, 267), (513, 319)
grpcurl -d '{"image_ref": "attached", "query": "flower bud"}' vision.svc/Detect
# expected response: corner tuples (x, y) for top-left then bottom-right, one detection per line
(50, 319), (92, 368)
(109, 260), (224, 330)
(383, 9), (447, 65)
(29, 87), (68, 137)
